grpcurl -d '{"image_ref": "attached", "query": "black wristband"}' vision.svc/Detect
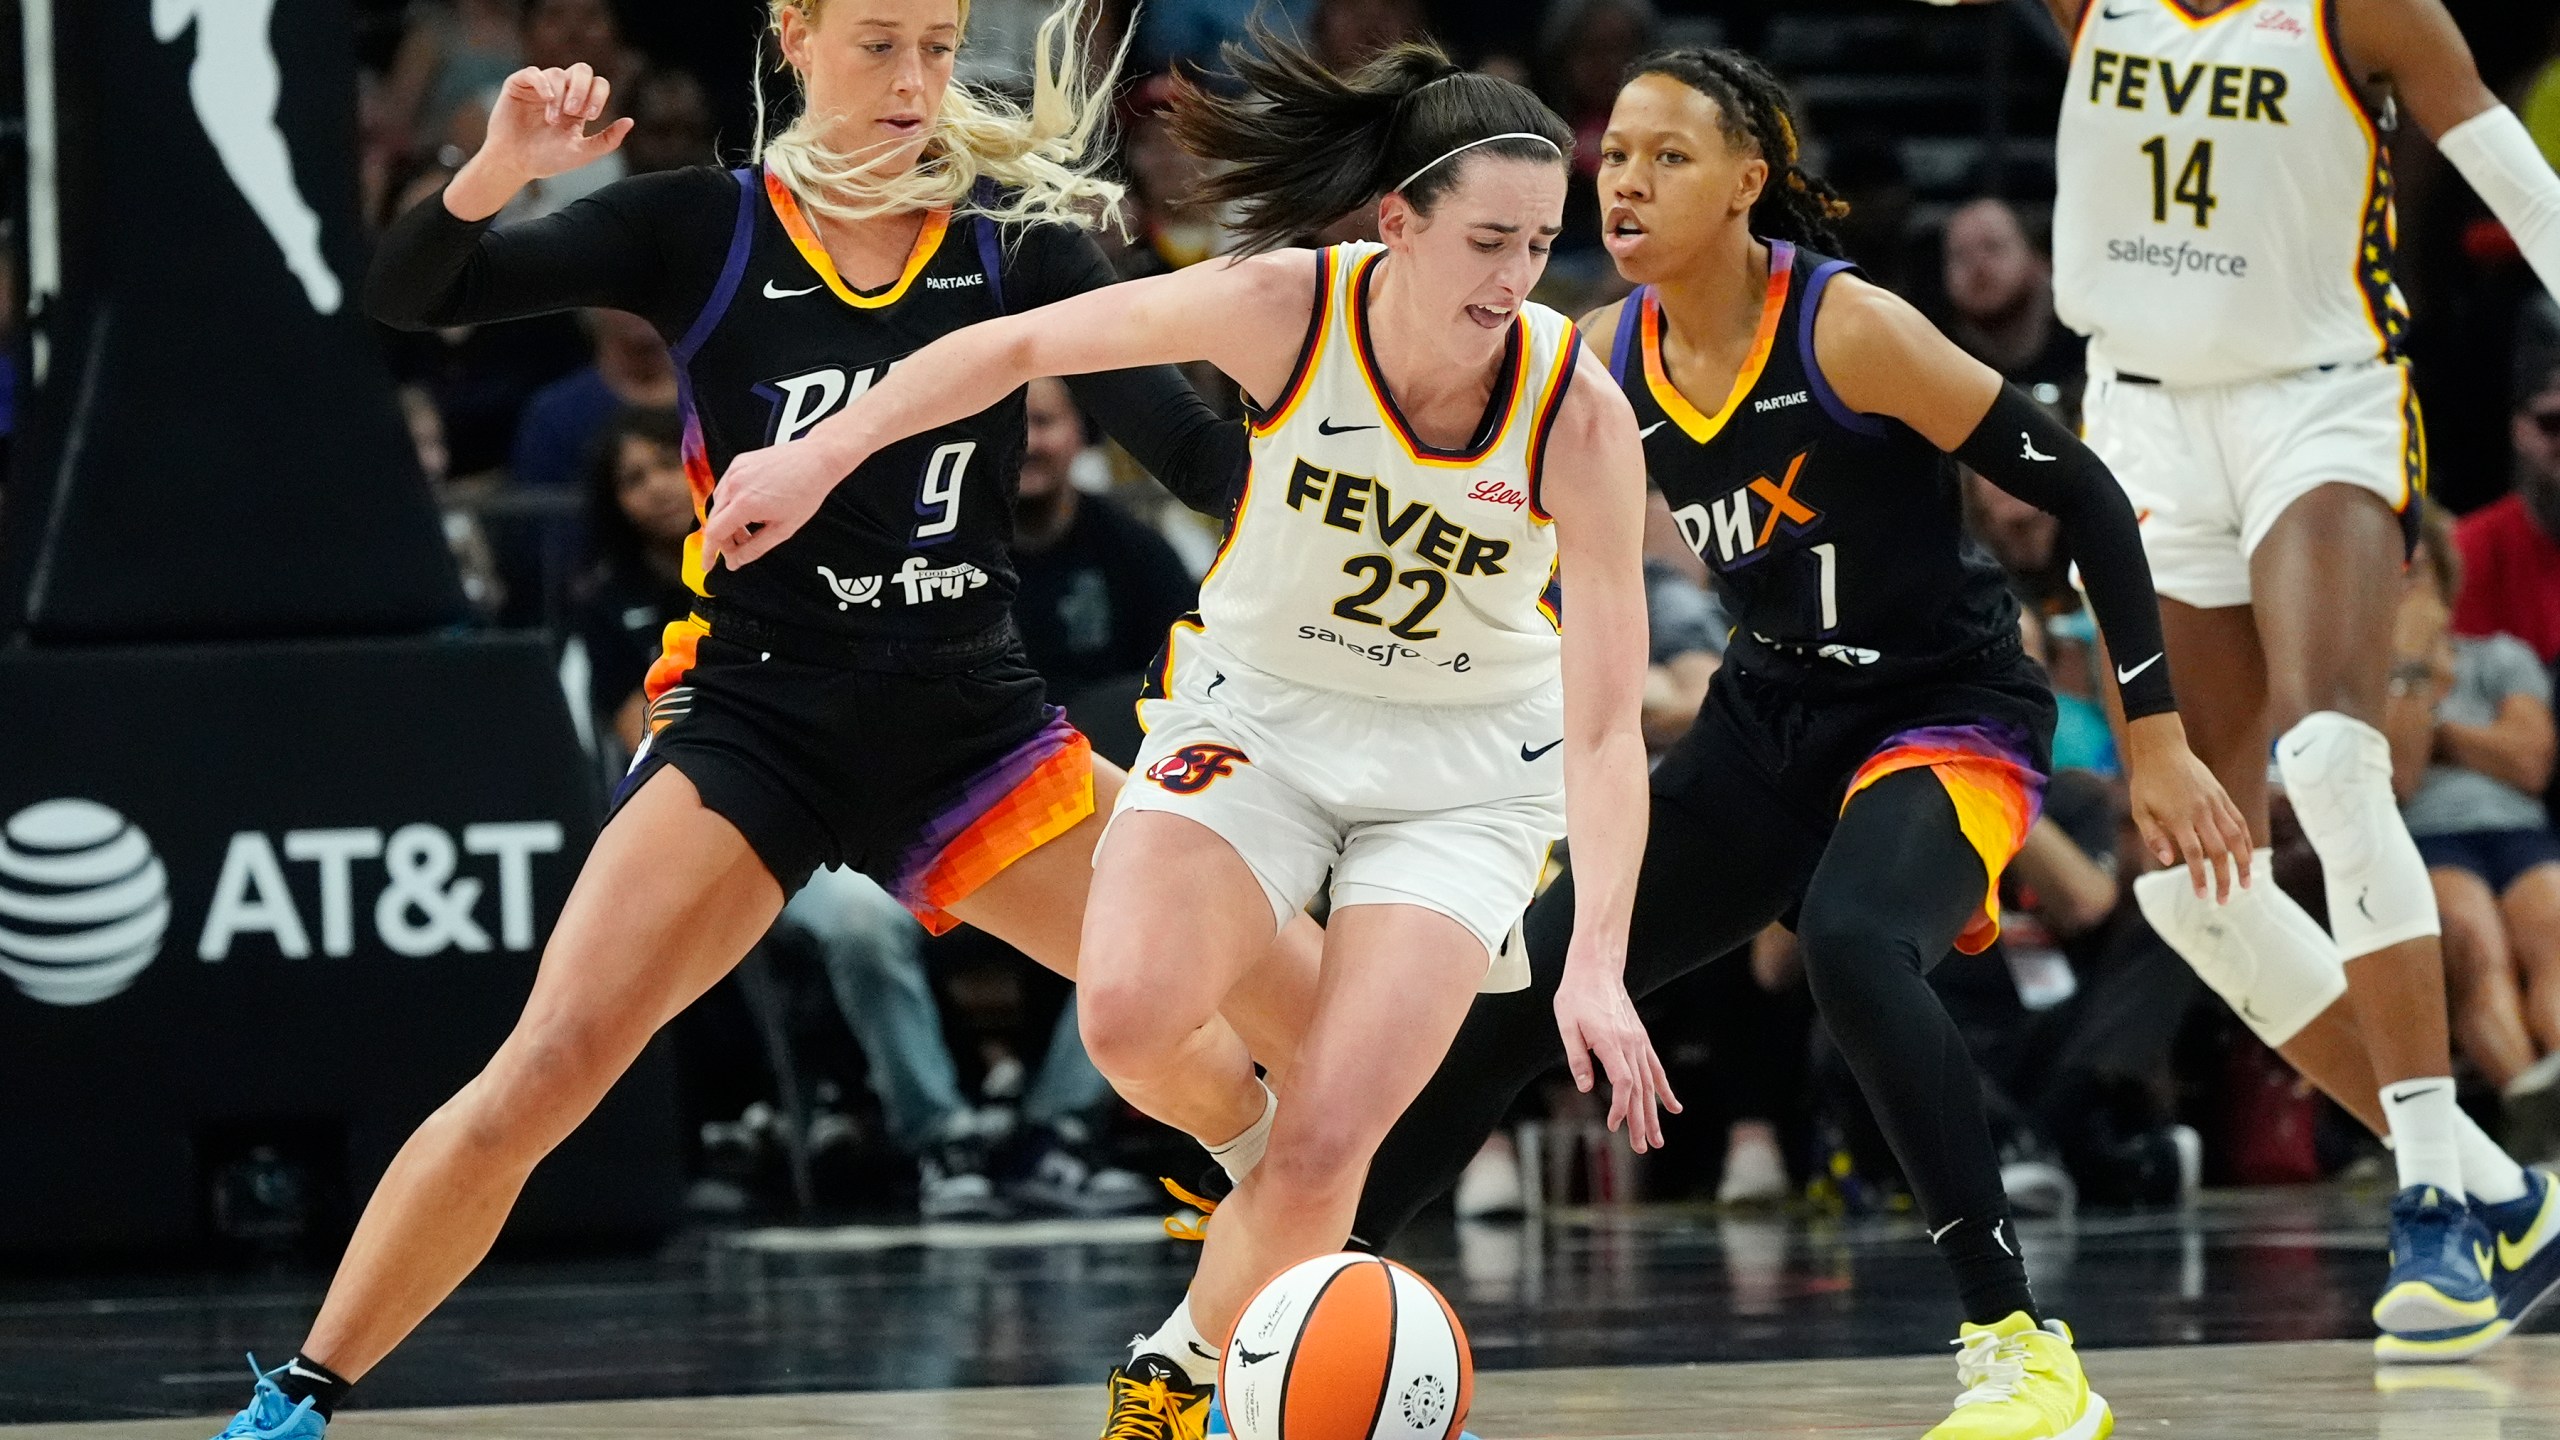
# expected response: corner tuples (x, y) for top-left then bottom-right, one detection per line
(1954, 384), (2178, 721)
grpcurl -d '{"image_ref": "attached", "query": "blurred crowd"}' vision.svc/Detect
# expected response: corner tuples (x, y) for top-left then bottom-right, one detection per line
(315, 0), (2560, 1226)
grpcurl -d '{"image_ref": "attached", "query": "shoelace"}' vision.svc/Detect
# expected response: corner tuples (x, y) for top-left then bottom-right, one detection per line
(1947, 1330), (2029, 1410)
(218, 1355), (316, 1437)
(1103, 1371), (1183, 1440)
(1161, 1177), (1221, 1243)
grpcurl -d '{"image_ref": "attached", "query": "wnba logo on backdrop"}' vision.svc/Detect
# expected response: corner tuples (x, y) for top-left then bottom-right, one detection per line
(0, 800), (172, 1007)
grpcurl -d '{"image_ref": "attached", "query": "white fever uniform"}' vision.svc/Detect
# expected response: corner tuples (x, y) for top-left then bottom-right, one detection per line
(1114, 242), (1583, 986)
(2053, 0), (2422, 607)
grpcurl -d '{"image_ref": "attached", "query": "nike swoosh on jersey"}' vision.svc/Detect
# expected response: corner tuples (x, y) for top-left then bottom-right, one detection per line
(1521, 739), (1563, 762)
(1316, 418), (1378, 436)
(2115, 653), (2163, 685)
(1638, 421), (1667, 439)
(763, 280), (823, 299)
(2101, 3), (2139, 17)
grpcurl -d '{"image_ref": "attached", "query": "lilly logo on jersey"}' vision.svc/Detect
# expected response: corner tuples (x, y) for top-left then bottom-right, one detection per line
(1283, 461), (1514, 576)
(1145, 743), (1250, 795)
(1466, 479), (1528, 511)
(1668, 450), (1824, 567)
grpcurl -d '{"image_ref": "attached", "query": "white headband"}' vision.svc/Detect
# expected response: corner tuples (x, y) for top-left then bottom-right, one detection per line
(1391, 132), (1564, 196)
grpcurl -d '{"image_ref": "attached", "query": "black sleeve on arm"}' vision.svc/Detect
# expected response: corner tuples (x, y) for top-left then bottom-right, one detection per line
(364, 167), (735, 336)
(1954, 384), (2177, 721)
(1007, 224), (1250, 518)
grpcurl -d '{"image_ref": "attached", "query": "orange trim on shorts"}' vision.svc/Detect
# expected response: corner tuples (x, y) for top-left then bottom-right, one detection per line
(906, 729), (1096, 935)
(1842, 743), (2042, 955)
(643, 613), (712, 718)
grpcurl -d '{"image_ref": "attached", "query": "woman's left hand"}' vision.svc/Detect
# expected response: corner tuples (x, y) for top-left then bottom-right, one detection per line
(1553, 950), (1681, 1154)
(2123, 712), (2254, 901)
(702, 437), (867, 569)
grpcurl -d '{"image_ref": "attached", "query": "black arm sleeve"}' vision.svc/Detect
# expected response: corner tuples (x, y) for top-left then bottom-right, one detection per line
(1006, 225), (1249, 518)
(1954, 384), (2177, 721)
(364, 167), (737, 338)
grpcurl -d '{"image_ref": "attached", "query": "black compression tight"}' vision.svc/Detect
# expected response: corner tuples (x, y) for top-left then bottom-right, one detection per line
(1351, 767), (2033, 1326)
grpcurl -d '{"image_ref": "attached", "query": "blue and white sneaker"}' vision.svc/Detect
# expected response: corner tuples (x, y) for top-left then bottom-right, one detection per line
(209, 1356), (326, 1440)
(2480, 1164), (2560, 1329)
(2373, 1186), (2498, 1336)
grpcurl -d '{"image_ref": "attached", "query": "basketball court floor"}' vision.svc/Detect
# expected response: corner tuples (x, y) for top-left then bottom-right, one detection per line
(7, 1188), (2552, 1438)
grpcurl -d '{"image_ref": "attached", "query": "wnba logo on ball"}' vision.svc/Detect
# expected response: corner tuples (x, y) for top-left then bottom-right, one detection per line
(0, 799), (171, 1006)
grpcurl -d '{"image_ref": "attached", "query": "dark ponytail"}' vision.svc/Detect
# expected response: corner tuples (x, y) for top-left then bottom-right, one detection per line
(1168, 24), (1573, 256)
(1628, 47), (1849, 253)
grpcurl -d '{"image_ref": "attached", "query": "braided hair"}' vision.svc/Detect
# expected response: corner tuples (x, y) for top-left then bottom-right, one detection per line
(1628, 47), (1849, 253)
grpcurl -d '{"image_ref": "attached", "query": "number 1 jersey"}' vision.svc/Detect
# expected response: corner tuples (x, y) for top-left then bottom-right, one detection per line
(2052, 0), (2404, 385)
(1195, 243), (1579, 704)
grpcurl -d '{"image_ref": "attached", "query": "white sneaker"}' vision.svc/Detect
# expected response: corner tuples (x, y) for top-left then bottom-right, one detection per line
(1717, 1122), (1789, 1206)
(1455, 1133), (1528, 1220)
(2000, 1160), (2078, 1220)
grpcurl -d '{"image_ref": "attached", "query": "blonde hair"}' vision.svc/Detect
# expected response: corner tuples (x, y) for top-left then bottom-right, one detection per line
(754, 0), (1128, 231)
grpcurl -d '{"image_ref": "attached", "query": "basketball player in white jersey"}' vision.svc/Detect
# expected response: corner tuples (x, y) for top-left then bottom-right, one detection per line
(708, 33), (1664, 1439)
(1934, 0), (2560, 1360)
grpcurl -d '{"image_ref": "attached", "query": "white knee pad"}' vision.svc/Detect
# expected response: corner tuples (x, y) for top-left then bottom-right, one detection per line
(2274, 711), (2441, 958)
(2134, 852), (2346, 1047)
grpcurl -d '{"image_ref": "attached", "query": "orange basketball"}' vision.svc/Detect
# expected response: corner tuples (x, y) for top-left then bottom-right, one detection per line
(1217, 1253), (1473, 1440)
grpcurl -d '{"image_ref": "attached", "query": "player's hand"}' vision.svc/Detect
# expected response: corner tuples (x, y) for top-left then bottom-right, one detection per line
(2123, 712), (2253, 901)
(703, 436), (867, 569)
(479, 64), (632, 183)
(1553, 951), (1681, 1153)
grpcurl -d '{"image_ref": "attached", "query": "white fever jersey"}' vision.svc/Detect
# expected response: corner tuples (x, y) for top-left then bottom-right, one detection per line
(2053, 0), (2407, 385)
(1191, 242), (1579, 703)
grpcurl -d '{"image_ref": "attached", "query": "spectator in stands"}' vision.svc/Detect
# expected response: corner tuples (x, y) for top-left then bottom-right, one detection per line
(2454, 364), (2560, 663)
(2389, 507), (2560, 1098)
(512, 309), (678, 495)
(1639, 494), (1726, 753)
(400, 383), (507, 622)
(1104, 75), (1226, 280)
(1010, 377), (1198, 708)
(1941, 198), (2084, 414)
(374, 0), (522, 166)
(620, 67), (716, 176)
(488, 0), (638, 226)
(1136, 0), (1310, 74)
(564, 405), (693, 756)
(1539, 0), (1659, 266)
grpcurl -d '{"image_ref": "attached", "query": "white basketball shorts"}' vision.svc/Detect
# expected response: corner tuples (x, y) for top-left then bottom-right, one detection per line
(1109, 627), (1564, 991)
(2084, 356), (2424, 611)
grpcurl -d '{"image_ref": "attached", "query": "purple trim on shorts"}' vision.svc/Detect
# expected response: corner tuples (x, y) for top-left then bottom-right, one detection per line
(674, 168), (759, 365)
(885, 705), (1077, 908)
(1799, 259), (1890, 438)
(1609, 285), (1647, 387)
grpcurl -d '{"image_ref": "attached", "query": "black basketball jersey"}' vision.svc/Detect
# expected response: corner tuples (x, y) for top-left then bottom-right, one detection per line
(1606, 242), (2019, 689)
(670, 167), (1038, 640)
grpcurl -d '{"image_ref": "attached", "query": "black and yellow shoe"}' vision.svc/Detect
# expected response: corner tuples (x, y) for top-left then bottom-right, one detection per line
(1102, 1353), (1215, 1440)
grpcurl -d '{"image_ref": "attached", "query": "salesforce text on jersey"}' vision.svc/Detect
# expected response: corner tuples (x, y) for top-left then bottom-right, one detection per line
(2105, 236), (2249, 278)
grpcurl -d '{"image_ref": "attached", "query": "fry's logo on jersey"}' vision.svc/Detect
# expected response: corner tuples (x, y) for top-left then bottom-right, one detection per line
(1284, 460), (1514, 576)
(813, 558), (987, 609)
(1668, 450), (1824, 568)
(1146, 743), (1250, 794)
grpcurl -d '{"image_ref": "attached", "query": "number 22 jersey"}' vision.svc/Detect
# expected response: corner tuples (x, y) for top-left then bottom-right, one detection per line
(1190, 243), (1581, 704)
(1605, 242), (2019, 691)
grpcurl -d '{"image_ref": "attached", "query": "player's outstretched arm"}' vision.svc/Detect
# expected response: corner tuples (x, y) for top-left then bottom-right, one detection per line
(1538, 352), (1680, 1152)
(703, 250), (1318, 567)
(1814, 276), (2253, 896)
(2344, 0), (2560, 305)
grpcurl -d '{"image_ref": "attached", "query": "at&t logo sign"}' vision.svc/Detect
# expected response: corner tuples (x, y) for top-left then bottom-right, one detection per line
(0, 800), (171, 1006)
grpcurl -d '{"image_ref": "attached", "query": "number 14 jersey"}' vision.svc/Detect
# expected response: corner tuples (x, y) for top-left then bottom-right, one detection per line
(1197, 243), (1580, 704)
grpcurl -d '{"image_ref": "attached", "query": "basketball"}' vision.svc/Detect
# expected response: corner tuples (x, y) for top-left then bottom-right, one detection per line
(1217, 1253), (1473, 1440)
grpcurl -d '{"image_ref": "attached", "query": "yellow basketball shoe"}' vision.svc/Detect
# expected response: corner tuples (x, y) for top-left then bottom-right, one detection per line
(1101, 1354), (1214, 1440)
(1923, 1313), (2114, 1440)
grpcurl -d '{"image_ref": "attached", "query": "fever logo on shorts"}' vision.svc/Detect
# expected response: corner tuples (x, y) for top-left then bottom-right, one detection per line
(1145, 743), (1249, 795)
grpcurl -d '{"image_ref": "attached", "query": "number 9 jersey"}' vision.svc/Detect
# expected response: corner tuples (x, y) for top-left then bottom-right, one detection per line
(1189, 242), (1581, 705)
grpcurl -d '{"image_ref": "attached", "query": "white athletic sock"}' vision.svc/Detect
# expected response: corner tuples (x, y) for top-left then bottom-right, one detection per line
(2378, 1078), (2465, 1198)
(1136, 1297), (1219, 1385)
(2456, 1106), (2531, 1205)
(1209, 1078), (1277, 1184)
